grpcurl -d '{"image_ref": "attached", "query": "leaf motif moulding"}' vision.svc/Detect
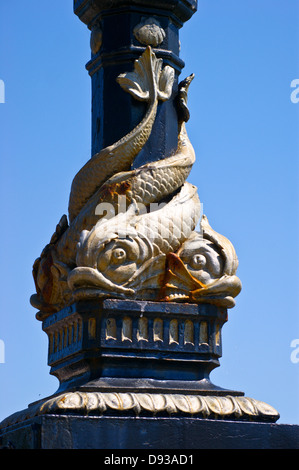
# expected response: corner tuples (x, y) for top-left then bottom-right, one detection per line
(0, 392), (280, 427)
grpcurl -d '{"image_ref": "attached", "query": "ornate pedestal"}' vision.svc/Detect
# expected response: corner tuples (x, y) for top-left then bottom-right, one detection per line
(0, 300), (279, 435)
(44, 299), (228, 392)
(1, 299), (289, 449)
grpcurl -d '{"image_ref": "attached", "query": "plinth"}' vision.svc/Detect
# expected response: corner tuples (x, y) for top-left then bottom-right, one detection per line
(2, 300), (297, 450)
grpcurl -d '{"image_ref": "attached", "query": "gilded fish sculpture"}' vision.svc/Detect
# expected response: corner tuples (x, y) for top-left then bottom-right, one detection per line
(30, 47), (241, 319)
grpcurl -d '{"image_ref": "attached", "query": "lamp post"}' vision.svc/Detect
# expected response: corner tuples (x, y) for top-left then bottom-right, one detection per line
(1, 1), (294, 450)
(74, 0), (197, 164)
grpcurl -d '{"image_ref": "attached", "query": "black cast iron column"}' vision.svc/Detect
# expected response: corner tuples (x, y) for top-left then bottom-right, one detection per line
(74, 0), (197, 167)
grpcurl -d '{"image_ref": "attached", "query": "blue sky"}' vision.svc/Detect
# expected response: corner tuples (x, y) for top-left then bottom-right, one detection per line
(0, 0), (298, 427)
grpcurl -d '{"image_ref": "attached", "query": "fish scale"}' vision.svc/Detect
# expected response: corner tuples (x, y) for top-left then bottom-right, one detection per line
(56, 122), (196, 266)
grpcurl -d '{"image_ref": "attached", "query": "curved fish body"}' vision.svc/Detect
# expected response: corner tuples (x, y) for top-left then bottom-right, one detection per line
(68, 182), (201, 301)
(56, 121), (195, 266)
(68, 46), (174, 222)
(31, 47), (176, 314)
(31, 47), (237, 318)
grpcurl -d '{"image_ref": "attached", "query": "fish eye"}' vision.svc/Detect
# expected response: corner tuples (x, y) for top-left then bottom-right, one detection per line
(190, 254), (206, 270)
(112, 248), (127, 263)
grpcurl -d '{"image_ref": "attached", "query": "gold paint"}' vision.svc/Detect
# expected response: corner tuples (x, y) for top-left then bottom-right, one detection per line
(133, 18), (166, 47)
(161, 252), (207, 302)
(137, 317), (148, 342)
(90, 24), (102, 55)
(169, 319), (179, 345)
(199, 321), (208, 344)
(122, 316), (132, 342)
(106, 318), (117, 341)
(3, 393), (279, 426)
(215, 324), (221, 346)
(184, 320), (194, 345)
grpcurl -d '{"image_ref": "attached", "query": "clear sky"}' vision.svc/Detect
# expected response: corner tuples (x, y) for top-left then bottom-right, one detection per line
(0, 0), (298, 427)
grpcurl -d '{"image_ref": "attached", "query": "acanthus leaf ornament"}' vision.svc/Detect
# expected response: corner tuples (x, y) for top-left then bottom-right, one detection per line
(0, 392), (279, 427)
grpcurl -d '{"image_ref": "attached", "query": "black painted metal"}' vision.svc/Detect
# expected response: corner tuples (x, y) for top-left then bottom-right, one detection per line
(74, 1), (198, 29)
(74, 0), (197, 161)
(1, 415), (299, 449)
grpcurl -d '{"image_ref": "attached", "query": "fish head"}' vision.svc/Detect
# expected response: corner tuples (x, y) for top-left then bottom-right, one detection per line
(176, 232), (224, 285)
(68, 216), (161, 299)
(162, 215), (242, 307)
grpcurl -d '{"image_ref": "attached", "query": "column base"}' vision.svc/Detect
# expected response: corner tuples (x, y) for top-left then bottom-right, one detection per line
(1, 299), (283, 448)
(1, 413), (298, 449)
